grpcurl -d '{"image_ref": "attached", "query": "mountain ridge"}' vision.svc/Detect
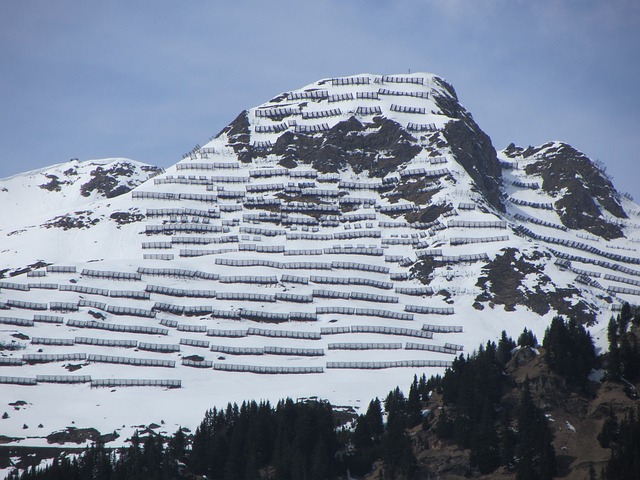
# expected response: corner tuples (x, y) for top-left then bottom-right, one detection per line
(0, 72), (638, 457)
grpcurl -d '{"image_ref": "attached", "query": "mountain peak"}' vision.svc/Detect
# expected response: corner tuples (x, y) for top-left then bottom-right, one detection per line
(1, 72), (639, 450)
(208, 72), (504, 212)
(500, 141), (627, 239)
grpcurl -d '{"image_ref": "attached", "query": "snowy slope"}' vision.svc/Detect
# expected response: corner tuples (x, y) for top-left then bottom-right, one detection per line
(0, 158), (161, 233)
(1, 73), (639, 459)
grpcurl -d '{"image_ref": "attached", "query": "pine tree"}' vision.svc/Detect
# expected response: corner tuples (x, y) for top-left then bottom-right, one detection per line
(384, 387), (407, 429)
(515, 378), (556, 480)
(604, 409), (640, 480)
(497, 330), (516, 366)
(470, 401), (500, 474)
(517, 328), (538, 348)
(543, 316), (597, 385)
(608, 317), (621, 380)
(499, 406), (515, 467)
(407, 375), (423, 427)
(365, 398), (384, 438)
(435, 407), (453, 439)
(620, 302), (632, 335)
(381, 421), (418, 480)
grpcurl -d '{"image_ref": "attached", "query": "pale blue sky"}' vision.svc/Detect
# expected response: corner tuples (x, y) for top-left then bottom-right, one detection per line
(1, 0), (638, 197)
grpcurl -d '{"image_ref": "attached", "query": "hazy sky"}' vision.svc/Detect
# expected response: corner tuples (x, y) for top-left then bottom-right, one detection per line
(1, 0), (639, 197)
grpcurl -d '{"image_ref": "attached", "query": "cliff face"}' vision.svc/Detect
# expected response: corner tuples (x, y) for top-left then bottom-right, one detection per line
(432, 77), (504, 212)
(504, 142), (627, 240)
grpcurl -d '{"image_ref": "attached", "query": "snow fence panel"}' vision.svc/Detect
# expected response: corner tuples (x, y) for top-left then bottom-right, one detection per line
(91, 379), (181, 388)
(213, 364), (324, 374)
(88, 354), (175, 368)
(75, 337), (138, 348)
(36, 375), (91, 383)
(263, 346), (325, 356)
(0, 316), (34, 327)
(0, 376), (36, 385)
(179, 338), (210, 348)
(31, 337), (74, 346)
(247, 328), (321, 340)
(350, 325), (433, 339)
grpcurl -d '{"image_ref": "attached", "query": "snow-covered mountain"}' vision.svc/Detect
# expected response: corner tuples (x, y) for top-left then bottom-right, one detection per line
(1, 73), (639, 455)
(0, 158), (161, 238)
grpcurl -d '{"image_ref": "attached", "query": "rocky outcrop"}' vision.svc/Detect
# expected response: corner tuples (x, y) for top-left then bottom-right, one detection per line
(80, 162), (150, 198)
(505, 142), (627, 240)
(432, 77), (504, 212)
(268, 116), (421, 177)
(218, 110), (254, 163)
(475, 247), (596, 323)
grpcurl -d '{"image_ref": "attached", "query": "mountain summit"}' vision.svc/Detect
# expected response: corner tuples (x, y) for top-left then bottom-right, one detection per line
(0, 73), (638, 448)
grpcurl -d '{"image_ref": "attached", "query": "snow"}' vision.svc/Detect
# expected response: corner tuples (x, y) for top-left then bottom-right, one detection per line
(1, 73), (639, 465)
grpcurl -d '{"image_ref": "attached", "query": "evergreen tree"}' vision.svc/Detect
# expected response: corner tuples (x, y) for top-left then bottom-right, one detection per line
(469, 401), (501, 474)
(620, 334), (640, 382)
(619, 302), (632, 336)
(353, 413), (373, 450)
(434, 407), (453, 440)
(515, 378), (556, 480)
(517, 328), (538, 348)
(497, 330), (516, 366)
(384, 387), (407, 429)
(499, 406), (515, 468)
(608, 317), (621, 380)
(365, 398), (384, 438)
(604, 409), (640, 480)
(407, 375), (423, 427)
(543, 316), (597, 385)
(381, 421), (418, 480)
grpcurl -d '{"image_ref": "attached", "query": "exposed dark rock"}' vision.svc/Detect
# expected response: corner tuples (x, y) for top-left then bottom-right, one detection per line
(44, 211), (101, 230)
(80, 162), (139, 198)
(475, 247), (595, 322)
(217, 110), (255, 163)
(268, 93), (288, 103)
(184, 355), (205, 362)
(405, 202), (452, 224)
(110, 210), (144, 226)
(410, 257), (443, 285)
(502, 142), (524, 158)
(88, 310), (105, 320)
(472, 301), (485, 310)
(523, 143), (626, 240)
(0, 435), (20, 445)
(39, 174), (70, 192)
(65, 363), (85, 372)
(140, 165), (164, 176)
(385, 177), (441, 205)
(46, 427), (101, 445)
(264, 116), (421, 177)
(441, 120), (503, 212)
(431, 77), (504, 212)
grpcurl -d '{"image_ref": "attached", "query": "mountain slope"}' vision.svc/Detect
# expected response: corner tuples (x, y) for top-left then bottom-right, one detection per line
(0, 158), (162, 232)
(0, 73), (639, 455)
